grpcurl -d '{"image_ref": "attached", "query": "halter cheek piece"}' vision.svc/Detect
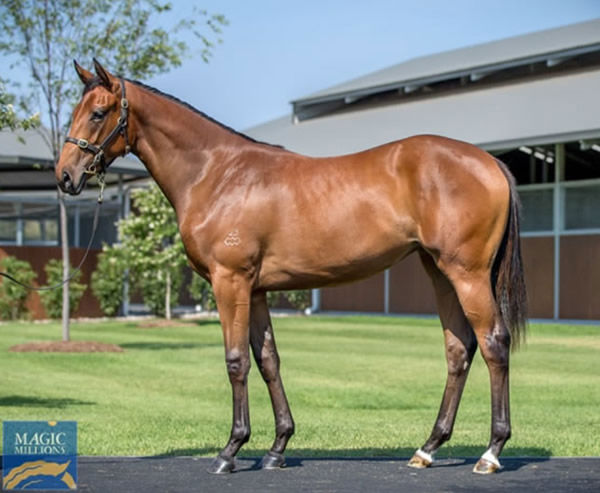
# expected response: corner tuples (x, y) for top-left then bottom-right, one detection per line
(64, 77), (130, 177)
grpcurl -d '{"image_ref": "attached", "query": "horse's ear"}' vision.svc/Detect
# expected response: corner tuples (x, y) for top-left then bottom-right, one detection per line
(73, 60), (94, 85)
(93, 58), (114, 89)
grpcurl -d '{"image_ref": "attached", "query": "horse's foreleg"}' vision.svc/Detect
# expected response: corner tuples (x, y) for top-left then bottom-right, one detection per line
(408, 252), (477, 469)
(207, 270), (252, 474)
(249, 291), (295, 469)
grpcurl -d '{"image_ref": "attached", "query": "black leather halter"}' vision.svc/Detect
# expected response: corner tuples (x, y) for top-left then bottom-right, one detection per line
(64, 77), (131, 176)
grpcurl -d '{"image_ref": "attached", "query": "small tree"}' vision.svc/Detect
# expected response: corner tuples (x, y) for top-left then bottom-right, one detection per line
(118, 184), (187, 319)
(91, 244), (126, 316)
(0, 0), (226, 339)
(0, 256), (36, 320)
(39, 259), (86, 319)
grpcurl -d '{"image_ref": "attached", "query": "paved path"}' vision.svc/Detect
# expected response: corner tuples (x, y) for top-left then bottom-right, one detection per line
(64, 456), (599, 493)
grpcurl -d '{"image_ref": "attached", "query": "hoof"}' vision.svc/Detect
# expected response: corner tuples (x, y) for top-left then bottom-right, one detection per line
(260, 451), (286, 469)
(407, 449), (433, 469)
(207, 455), (235, 474)
(473, 458), (500, 475)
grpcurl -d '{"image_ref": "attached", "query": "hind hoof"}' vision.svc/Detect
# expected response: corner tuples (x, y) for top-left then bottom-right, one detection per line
(407, 449), (433, 469)
(473, 458), (500, 474)
(207, 455), (235, 474)
(260, 451), (286, 469)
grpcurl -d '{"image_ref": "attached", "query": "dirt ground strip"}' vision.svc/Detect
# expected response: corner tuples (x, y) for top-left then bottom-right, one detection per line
(9, 340), (123, 352)
(26, 456), (600, 493)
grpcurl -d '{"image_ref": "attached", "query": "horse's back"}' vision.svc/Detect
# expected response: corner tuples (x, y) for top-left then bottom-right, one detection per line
(252, 135), (509, 289)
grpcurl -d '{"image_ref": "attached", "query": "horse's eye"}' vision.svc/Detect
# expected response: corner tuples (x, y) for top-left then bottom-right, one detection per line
(91, 109), (105, 121)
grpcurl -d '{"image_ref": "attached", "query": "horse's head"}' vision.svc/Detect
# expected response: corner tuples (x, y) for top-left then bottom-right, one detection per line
(56, 59), (130, 195)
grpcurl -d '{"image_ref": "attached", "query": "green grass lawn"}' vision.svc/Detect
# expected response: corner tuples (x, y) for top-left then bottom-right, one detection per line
(0, 315), (599, 458)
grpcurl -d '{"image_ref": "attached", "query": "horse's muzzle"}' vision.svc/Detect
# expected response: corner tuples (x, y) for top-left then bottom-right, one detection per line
(58, 170), (86, 195)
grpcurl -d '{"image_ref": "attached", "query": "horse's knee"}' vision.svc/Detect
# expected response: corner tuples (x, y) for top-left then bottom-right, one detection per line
(225, 350), (250, 382)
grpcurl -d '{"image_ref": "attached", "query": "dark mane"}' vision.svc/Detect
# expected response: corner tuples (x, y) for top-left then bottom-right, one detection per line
(127, 78), (284, 150)
(82, 76), (284, 149)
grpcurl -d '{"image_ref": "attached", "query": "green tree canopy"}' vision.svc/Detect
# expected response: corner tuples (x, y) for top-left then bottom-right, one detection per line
(118, 184), (188, 318)
(0, 0), (226, 338)
(0, 80), (39, 131)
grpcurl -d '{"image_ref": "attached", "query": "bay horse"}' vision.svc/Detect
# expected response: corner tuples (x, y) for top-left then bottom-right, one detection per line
(56, 60), (527, 475)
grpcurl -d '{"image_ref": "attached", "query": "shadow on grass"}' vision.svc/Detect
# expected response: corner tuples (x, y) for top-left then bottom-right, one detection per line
(156, 445), (552, 472)
(191, 319), (220, 327)
(0, 395), (95, 408)
(119, 342), (220, 351)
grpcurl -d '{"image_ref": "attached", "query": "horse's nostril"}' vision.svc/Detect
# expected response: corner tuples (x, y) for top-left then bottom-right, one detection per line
(62, 171), (72, 185)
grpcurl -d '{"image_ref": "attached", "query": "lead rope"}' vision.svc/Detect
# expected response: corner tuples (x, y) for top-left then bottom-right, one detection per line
(0, 176), (105, 291)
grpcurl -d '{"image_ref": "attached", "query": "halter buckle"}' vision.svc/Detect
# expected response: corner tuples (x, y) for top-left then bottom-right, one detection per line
(77, 139), (89, 149)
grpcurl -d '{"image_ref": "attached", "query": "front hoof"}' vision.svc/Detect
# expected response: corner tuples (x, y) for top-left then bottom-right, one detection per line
(207, 455), (235, 474)
(260, 451), (286, 469)
(473, 458), (500, 474)
(407, 449), (433, 469)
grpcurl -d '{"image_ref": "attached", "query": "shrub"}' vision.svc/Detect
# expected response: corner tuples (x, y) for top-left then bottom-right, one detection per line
(39, 259), (86, 319)
(266, 290), (311, 311)
(91, 245), (126, 316)
(138, 268), (183, 318)
(284, 290), (311, 311)
(188, 274), (216, 311)
(118, 184), (186, 318)
(266, 291), (282, 307)
(0, 256), (36, 320)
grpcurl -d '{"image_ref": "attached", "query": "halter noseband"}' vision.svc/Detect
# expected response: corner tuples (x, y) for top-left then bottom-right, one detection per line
(64, 77), (131, 177)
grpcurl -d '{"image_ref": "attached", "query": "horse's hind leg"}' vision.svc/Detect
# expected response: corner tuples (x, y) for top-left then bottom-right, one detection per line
(249, 291), (295, 469)
(408, 251), (477, 469)
(443, 265), (512, 474)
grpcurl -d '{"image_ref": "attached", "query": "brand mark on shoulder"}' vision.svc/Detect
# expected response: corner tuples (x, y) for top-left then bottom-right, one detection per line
(224, 229), (241, 247)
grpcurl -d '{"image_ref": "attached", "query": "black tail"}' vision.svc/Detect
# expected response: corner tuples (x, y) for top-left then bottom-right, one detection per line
(492, 158), (528, 351)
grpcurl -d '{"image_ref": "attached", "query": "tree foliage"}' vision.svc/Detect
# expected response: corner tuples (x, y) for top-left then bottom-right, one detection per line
(38, 259), (87, 319)
(0, 0), (226, 334)
(0, 80), (39, 131)
(118, 184), (187, 318)
(91, 244), (127, 316)
(0, 0), (227, 154)
(0, 256), (36, 320)
(188, 274), (216, 312)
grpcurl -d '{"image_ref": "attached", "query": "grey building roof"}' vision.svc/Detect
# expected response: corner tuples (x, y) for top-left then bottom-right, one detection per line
(247, 19), (600, 156)
(247, 70), (600, 156)
(296, 18), (600, 104)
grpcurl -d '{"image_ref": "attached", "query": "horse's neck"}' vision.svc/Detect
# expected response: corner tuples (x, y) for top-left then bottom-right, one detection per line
(128, 84), (248, 212)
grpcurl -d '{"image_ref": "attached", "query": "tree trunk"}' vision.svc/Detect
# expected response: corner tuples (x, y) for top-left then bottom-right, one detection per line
(165, 270), (171, 320)
(58, 190), (70, 341)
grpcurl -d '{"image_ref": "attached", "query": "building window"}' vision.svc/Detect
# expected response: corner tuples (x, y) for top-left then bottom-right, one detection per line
(23, 218), (58, 245)
(495, 146), (555, 186)
(564, 142), (600, 181)
(564, 184), (600, 230)
(0, 220), (16, 242)
(519, 189), (553, 232)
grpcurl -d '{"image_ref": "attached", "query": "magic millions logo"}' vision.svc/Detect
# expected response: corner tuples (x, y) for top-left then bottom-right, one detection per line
(2, 421), (77, 490)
